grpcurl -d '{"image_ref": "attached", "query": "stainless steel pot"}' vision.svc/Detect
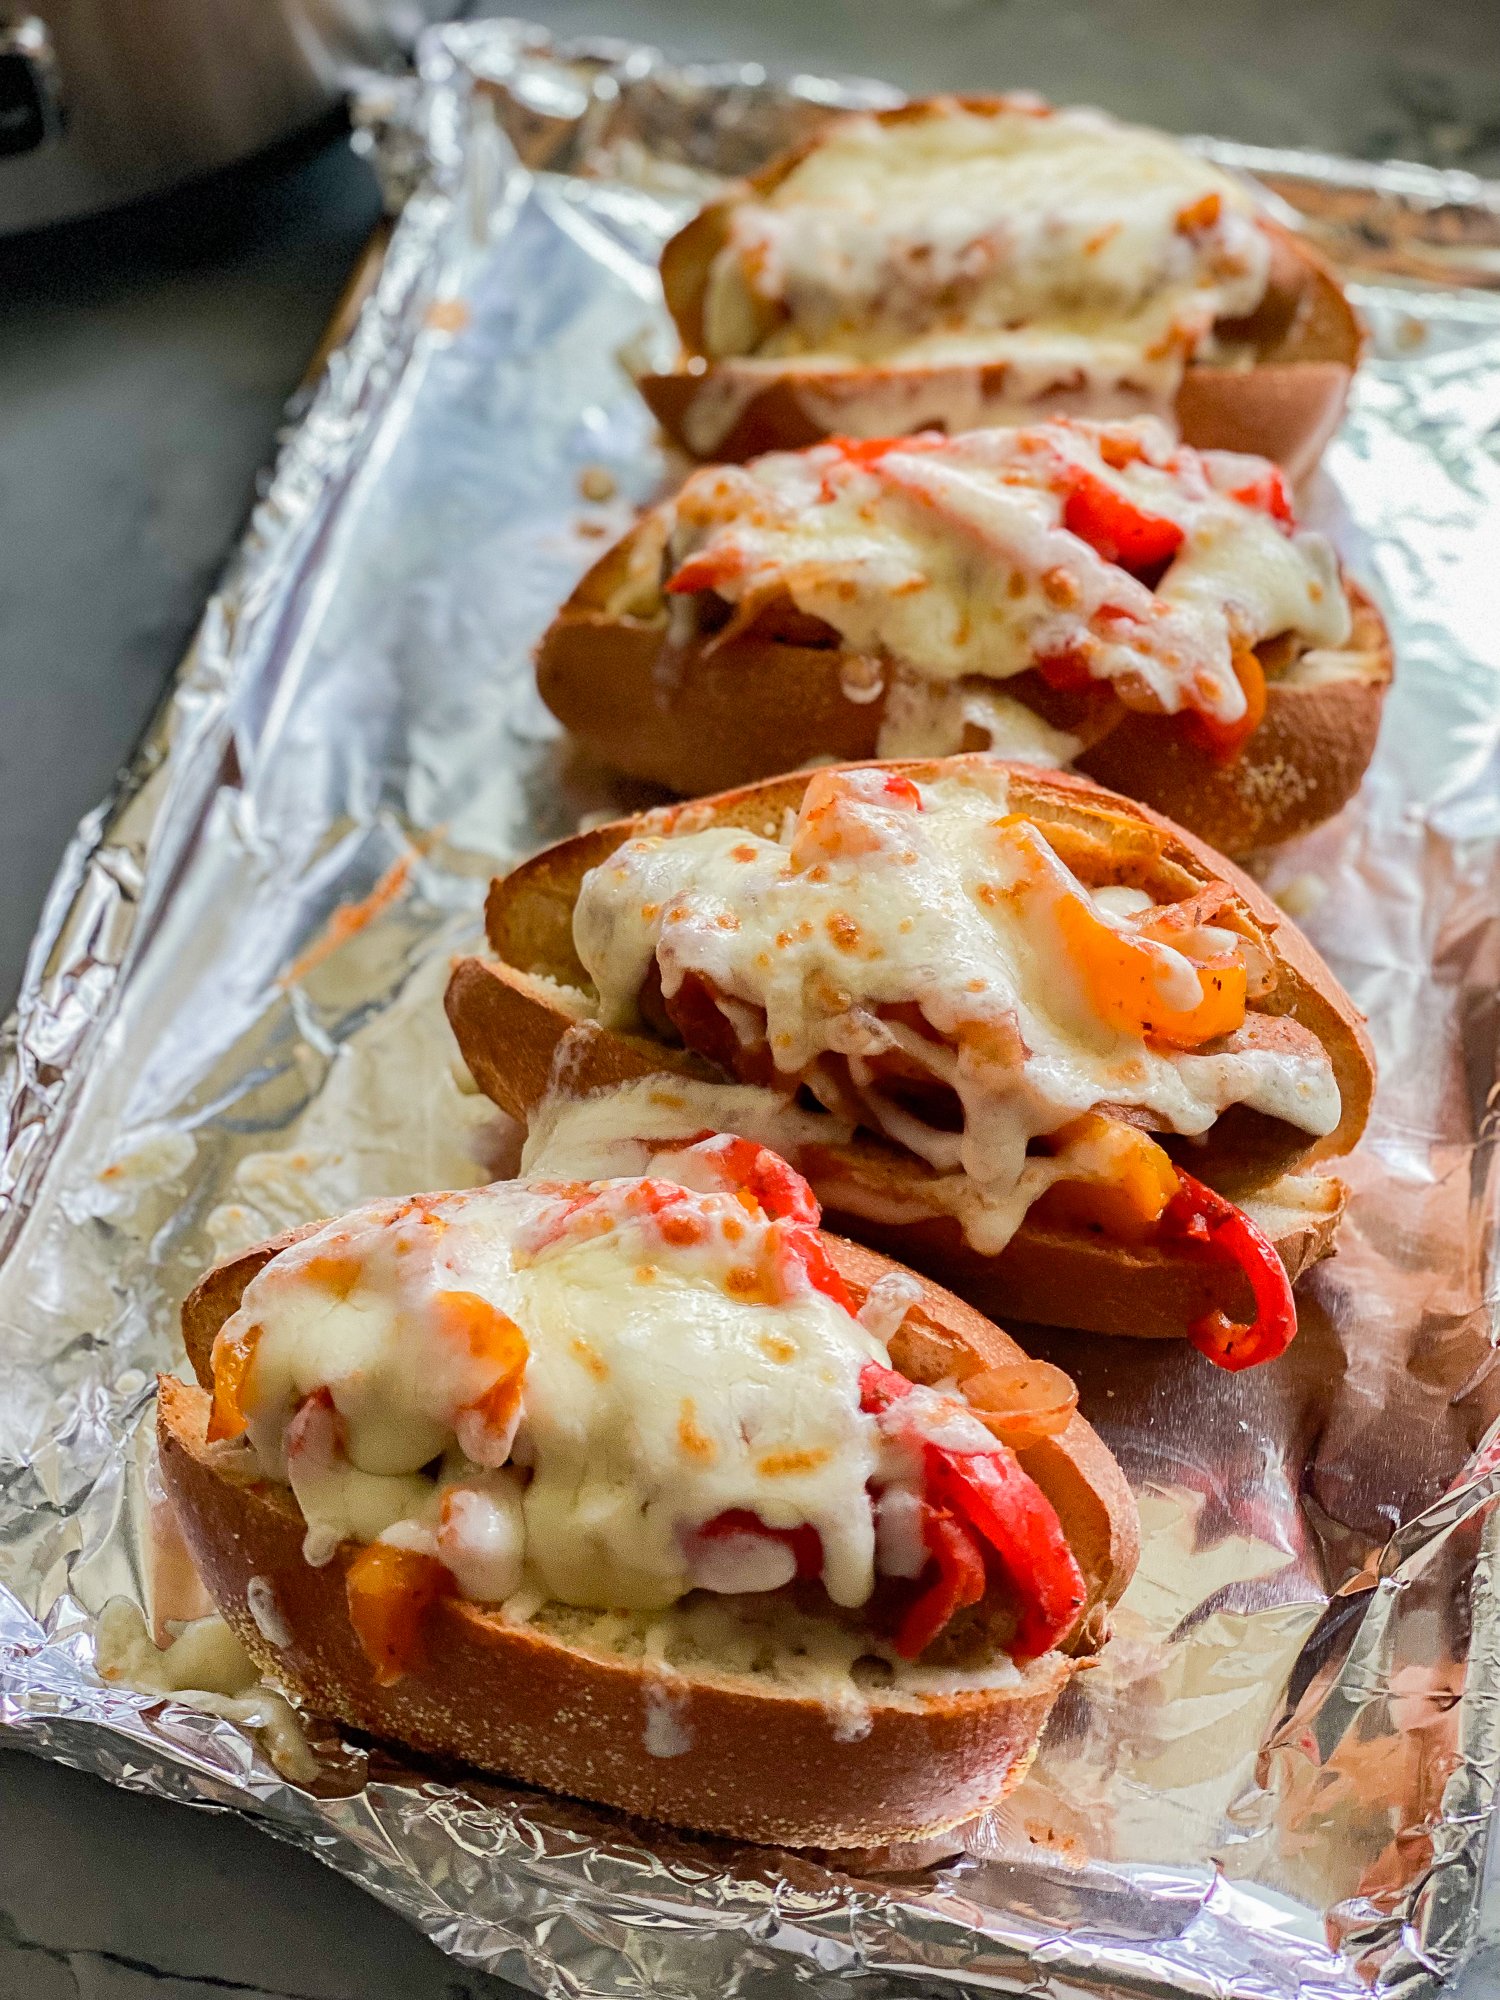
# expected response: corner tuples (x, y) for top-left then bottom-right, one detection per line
(0, 1), (461, 233)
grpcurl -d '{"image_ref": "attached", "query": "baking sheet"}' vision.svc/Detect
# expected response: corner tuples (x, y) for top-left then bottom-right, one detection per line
(4, 19), (1500, 1997)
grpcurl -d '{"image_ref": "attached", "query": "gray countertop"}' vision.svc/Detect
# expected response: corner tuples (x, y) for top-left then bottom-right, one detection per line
(3, 4), (1499, 1993)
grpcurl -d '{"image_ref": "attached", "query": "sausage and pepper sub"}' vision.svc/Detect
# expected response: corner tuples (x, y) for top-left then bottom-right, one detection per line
(158, 1136), (1136, 1845)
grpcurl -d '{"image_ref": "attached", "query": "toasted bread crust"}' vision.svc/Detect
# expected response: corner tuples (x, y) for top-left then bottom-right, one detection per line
(443, 760), (1373, 1341)
(535, 537), (1392, 853)
(796, 1179), (1346, 1347)
(642, 99), (1361, 477)
(161, 1220), (1137, 1845)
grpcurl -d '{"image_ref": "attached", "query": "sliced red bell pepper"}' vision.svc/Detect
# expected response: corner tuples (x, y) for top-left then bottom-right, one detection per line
(1035, 648), (1097, 695)
(618, 1179), (712, 1245)
(1062, 466), (1185, 576)
(664, 546), (742, 596)
(771, 1221), (854, 1313)
(512, 1180), (615, 1261)
(1160, 1168), (1298, 1370)
(894, 1507), (988, 1659)
(698, 1507), (823, 1580)
(662, 1130), (822, 1225)
(636, 1130), (851, 1310)
(521, 1174), (708, 1261)
(859, 1360), (913, 1415)
(879, 771), (924, 810)
(924, 1446), (1086, 1659)
(859, 1364), (1086, 1660)
(527, 1138), (853, 1312)
(823, 434), (948, 471)
(663, 969), (764, 1079)
(634, 1128), (851, 1308)
(285, 1384), (342, 1462)
(1229, 465), (1294, 528)
(816, 433), (950, 500)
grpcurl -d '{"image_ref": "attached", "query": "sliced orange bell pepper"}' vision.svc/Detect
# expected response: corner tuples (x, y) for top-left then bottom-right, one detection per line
(1030, 1112), (1180, 1243)
(1175, 190), (1223, 234)
(432, 1291), (529, 1447)
(1181, 649), (1267, 766)
(345, 1542), (454, 1687)
(993, 818), (1247, 1049)
(1095, 428), (1148, 473)
(1061, 465), (1184, 575)
(431, 1290), (528, 1369)
(298, 1248), (363, 1300)
(1052, 888), (1247, 1049)
(207, 1321), (262, 1443)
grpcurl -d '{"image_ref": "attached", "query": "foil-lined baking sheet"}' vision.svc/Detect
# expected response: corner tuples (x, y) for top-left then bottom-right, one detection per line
(3, 19), (1500, 1997)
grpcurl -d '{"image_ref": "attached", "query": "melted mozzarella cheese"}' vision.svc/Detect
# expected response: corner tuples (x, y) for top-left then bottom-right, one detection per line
(522, 1072), (855, 1188)
(228, 1178), (886, 1614)
(665, 421), (1350, 730)
(877, 677), (1082, 765)
(701, 99), (1270, 406)
(571, 763), (1341, 1253)
(512, 1225), (883, 1611)
(237, 1187), (551, 1485)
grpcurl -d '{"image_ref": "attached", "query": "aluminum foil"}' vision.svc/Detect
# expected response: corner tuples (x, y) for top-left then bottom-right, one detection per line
(4, 19), (1500, 1997)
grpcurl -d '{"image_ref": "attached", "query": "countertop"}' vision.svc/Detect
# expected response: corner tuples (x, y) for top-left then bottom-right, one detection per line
(3, 3), (1499, 1993)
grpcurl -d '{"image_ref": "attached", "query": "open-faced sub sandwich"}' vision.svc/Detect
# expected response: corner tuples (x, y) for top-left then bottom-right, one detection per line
(639, 96), (1362, 479)
(446, 759), (1375, 1368)
(538, 418), (1391, 855)
(157, 1135), (1138, 1846)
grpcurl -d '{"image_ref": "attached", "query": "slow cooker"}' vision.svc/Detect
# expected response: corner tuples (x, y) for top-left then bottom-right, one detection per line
(0, 1), (463, 234)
